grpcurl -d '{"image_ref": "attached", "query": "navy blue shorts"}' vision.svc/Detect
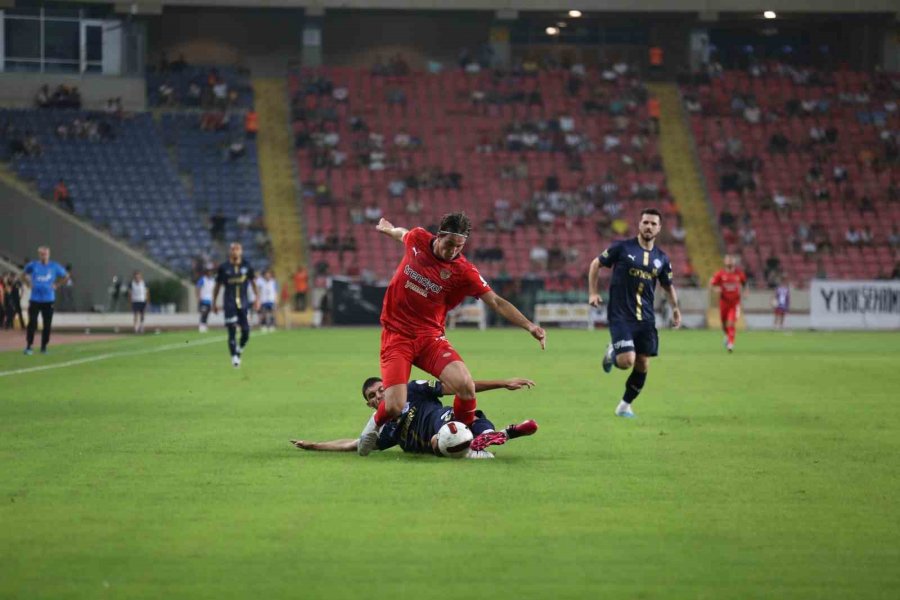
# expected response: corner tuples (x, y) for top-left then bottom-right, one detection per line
(224, 308), (250, 329)
(132, 302), (147, 314)
(608, 320), (659, 357)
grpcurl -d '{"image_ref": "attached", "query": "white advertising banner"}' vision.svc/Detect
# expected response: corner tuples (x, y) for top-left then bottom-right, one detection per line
(810, 280), (900, 330)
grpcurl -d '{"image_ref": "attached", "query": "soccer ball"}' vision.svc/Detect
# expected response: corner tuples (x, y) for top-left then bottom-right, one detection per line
(437, 421), (473, 459)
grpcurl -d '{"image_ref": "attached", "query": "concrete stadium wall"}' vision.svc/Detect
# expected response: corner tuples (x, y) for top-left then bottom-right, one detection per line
(322, 11), (493, 69)
(143, 7), (306, 76)
(0, 73), (146, 111)
(0, 177), (194, 312)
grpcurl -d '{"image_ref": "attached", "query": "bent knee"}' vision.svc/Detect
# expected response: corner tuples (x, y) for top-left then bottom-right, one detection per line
(617, 352), (636, 369)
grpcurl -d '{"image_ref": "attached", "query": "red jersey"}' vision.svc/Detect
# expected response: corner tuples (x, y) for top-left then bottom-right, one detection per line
(711, 269), (747, 304)
(381, 227), (491, 337)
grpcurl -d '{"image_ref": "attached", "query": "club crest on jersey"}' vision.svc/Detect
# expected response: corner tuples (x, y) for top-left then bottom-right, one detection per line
(653, 259), (662, 269)
(440, 269), (451, 280)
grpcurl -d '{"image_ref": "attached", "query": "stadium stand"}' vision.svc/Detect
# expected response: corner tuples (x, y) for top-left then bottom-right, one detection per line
(683, 64), (900, 286)
(147, 64), (254, 110)
(289, 64), (693, 290)
(2, 73), (265, 277)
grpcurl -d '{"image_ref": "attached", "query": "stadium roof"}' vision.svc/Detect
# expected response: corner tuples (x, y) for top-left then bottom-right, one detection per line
(93, 0), (900, 15)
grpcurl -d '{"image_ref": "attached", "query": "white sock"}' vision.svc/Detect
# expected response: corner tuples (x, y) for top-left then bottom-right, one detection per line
(616, 400), (632, 413)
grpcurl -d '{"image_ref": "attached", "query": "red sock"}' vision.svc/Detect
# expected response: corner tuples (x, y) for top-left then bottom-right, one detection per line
(374, 400), (389, 427)
(727, 326), (736, 345)
(453, 395), (477, 426)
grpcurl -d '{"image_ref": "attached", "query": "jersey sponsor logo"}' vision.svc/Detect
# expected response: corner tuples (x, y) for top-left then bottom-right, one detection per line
(628, 267), (656, 281)
(613, 339), (635, 349)
(403, 264), (443, 294)
(405, 280), (429, 297)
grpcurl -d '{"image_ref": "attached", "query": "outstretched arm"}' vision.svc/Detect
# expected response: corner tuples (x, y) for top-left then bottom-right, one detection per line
(376, 218), (409, 243)
(661, 284), (682, 329)
(442, 378), (535, 396)
(480, 290), (546, 349)
(291, 438), (359, 452)
(588, 257), (603, 307)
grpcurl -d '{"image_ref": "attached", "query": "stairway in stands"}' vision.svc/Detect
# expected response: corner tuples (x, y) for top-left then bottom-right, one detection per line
(252, 78), (308, 321)
(649, 83), (721, 283)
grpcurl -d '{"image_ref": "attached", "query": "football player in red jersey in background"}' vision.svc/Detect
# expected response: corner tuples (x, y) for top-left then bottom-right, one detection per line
(357, 213), (546, 456)
(710, 254), (747, 353)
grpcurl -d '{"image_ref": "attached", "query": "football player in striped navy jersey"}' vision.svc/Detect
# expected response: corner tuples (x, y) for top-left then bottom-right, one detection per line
(213, 243), (260, 367)
(588, 209), (681, 418)
(291, 377), (538, 459)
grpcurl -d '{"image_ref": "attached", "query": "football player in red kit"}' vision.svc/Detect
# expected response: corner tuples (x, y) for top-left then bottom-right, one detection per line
(710, 255), (747, 353)
(357, 213), (546, 456)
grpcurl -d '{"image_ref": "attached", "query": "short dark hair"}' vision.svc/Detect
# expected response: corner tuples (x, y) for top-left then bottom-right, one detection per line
(438, 212), (472, 237)
(641, 208), (663, 220)
(361, 377), (382, 399)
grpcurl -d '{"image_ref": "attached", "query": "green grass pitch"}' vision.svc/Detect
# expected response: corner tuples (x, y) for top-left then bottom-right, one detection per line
(1, 328), (898, 599)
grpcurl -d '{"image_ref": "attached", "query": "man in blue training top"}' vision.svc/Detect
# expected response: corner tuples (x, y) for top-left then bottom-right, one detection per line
(22, 246), (69, 355)
(291, 376), (538, 459)
(588, 208), (682, 418)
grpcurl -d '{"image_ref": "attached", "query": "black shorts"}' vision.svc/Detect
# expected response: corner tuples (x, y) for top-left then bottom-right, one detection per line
(132, 302), (147, 314)
(224, 307), (249, 328)
(608, 320), (659, 357)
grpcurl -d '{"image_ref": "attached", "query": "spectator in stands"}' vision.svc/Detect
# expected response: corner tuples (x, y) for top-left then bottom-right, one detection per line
(364, 203), (383, 223)
(333, 85), (349, 103)
(228, 138), (246, 160)
(529, 244), (548, 271)
(764, 255), (782, 288)
(388, 178), (406, 198)
(309, 229), (326, 251)
(186, 82), (202, 107)
(845, 227), (862, 247)
(315, 183), (332, 206)
(833, 165), (848, 184)
(213, 79), (229, 109)
(325, 230), (340, 251)
(405, 198), (422, 216)
(293, 266), (309, 311)
(892, 261), (900, 280)
(889, 226), (900, 249)
(35, 85), (51, 109)
(22, 133), (42, 157)
(159, 81), (176, 107)
(244, 110), (258, 139)
(340, 231), (358, 253)
(719, 209), (736, 230)
(769, 131), (790, 153)
(237, 210), (252, 234)
(210, 210), (226, 242)
(386, 87), (406, 107)
(860, 226), (874, 246)
(859, 195), (876, 215)
(53, 179), (73, 213)
(743, 103), (762, 124)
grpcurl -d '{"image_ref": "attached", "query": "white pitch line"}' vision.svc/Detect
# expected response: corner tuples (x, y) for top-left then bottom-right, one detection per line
(0, 336), (224, 378)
